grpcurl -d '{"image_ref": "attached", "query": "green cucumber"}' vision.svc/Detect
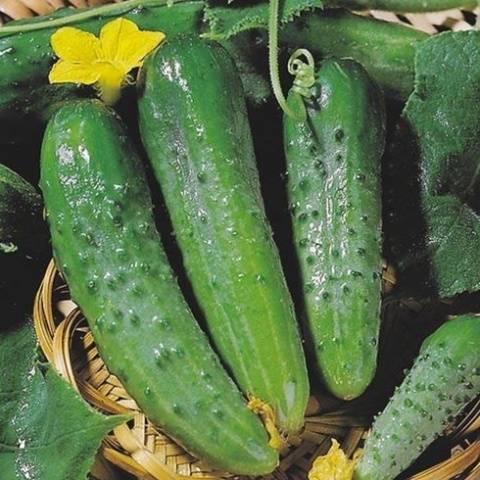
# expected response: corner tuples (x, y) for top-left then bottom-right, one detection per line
(355, 315), (480, 480)
(138, 36), (309, 434)
(284, 58), (385, 400)
(40, 100), (278, 475)
(0, 163), (45, 255)
(329, 0), (477, 11)
(0, 3), (425, 135)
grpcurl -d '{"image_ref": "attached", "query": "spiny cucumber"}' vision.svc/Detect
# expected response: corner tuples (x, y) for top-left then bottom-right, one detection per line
(284, 57), (386, 400)
(355, 315), (480, 480)
(138, 36), (309, 434)
(40, 99), (278, 475)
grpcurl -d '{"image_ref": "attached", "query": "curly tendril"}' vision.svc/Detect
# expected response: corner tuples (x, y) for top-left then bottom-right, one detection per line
(287, 49), (316, 97)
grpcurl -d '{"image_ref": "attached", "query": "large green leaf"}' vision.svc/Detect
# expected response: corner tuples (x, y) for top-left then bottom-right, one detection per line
(394, 31), (480, 297)
(204, 0), (323, 39)
(0, 322), (128, 480)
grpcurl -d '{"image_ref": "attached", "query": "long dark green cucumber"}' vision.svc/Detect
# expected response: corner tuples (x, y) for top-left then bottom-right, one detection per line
(0, 4), (425, 131)
(0, 1), (204, 125)
(138, 37), (309, 433)
(284, 59), (385, 400)
(328, 0), (477, 11)
(40, 100), (278, 475)
(355, 315), (480, 480)
(0, 163), (45, 255)
(281, 9), (428, 100)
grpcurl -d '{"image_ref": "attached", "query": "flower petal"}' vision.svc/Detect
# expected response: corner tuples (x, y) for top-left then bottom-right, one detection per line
(308, 440), (356, 480)
(50, 27), (101, 63)
(49, 59), (100, 85)
(99, 18), (165, 70)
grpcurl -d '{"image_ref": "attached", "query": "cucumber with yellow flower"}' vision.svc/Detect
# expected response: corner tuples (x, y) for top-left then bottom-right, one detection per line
(353, 315), (480, 480)
(40, 98), (279, 475)
(137, 35), (310, 435)
(308, 316), (480, 480)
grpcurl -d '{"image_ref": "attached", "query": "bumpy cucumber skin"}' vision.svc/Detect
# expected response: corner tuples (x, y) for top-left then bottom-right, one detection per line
(0, 2), (203, 123)
(40, 100), (278, 475)
(284, 59), (385, 400)
(355, 316), (480, 480)
(281, 9), (427, 100)
(0, 163), (44, 252)
(138, 37), (309, 433)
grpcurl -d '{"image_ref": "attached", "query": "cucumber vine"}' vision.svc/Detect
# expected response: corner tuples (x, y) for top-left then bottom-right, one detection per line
(0, 0), (180, 35)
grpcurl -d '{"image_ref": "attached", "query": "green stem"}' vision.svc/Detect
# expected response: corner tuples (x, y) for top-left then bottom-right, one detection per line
(268, 0), (296, 118)
(0, 0), (183, 35)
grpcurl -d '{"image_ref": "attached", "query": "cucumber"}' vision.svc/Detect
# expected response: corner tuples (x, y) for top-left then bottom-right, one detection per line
(284, 58), (386, 400)
(329, 0), (477, 11)
(40, 100), (278, 475)
(138, 36), (309, 434)
(355, 315), (480, 480)
(0, 163), (45, 255)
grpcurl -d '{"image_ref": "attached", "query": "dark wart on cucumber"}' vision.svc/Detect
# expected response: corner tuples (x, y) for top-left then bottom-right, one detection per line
(138, 36), (309, 434)
(355, 315), (480, 480)
(40, 100), (278, 475)
(284, 55), (386, 400)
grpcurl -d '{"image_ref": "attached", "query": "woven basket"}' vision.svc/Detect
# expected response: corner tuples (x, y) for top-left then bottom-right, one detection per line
(33, 261), (479, 480)
(2, 0), (478, 478)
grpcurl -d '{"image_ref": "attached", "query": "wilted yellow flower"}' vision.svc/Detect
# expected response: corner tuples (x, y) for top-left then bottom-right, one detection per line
(308, 439), (357, 480)
(247, 395), (286, 450)
(49, 18), (165, 104)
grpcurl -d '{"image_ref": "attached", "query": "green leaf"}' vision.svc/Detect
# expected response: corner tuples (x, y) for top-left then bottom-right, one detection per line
(204, 0), (324, 39)
(401, 31), (480, 297)
(0, 322), (128, 480)
(220, 32), (270, 105)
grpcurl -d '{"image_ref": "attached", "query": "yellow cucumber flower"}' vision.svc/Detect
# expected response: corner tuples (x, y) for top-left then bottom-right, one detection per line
(308, 439), (357, 480)
(247, 395), (286, 450)
(49, 18), (165, 104)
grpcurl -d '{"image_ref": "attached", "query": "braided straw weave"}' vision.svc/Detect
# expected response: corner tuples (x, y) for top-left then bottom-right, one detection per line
(33, 261), (480, 480)
(2, 0), (478, 478)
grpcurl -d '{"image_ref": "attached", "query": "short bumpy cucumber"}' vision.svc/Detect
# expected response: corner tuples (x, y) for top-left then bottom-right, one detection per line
(40, 100), (278, 475)
(284, 58), (386, 400)
(0, 163), (45, 255)
(355, 315), (480, 480)
(138, 37), (309, 433)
